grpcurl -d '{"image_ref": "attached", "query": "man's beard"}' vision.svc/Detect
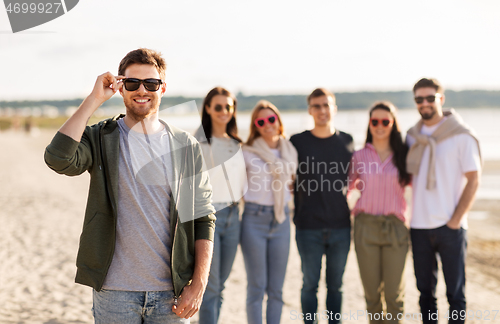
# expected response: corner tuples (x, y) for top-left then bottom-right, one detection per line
(127, 107), (157, 121)
(124, 98), (159, 122)
(419, 108), (436, 120)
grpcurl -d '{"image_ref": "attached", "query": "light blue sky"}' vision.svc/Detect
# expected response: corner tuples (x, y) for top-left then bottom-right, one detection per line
(1, 0), (499, 100)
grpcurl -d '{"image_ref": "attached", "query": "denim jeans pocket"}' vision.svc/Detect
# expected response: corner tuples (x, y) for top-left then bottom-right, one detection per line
(243, 203), (261, 216)
(243, 209), (258, 218)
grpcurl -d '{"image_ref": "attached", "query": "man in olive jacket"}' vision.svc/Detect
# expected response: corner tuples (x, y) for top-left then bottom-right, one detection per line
(44, 48), (216, 323)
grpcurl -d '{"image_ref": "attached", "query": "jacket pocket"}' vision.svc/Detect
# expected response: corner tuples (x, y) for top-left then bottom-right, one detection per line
(76, 212), (114, 271)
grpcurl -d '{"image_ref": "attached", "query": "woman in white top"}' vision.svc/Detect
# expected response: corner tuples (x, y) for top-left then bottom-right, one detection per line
(194, 87), (247, 324)
(241, 100), (298, 324)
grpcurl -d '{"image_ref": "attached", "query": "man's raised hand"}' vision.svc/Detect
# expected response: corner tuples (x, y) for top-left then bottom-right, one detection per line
(57, 72), (124, 141)
(90, 72), (125, 104)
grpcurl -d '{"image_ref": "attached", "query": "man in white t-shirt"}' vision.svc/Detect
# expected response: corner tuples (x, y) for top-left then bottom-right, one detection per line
(406, 78), (481, 324)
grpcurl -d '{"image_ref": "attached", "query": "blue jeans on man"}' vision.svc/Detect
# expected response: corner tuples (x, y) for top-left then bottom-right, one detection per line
(199, 203), (241, 324)
(411, 225), (467, 324)
(92, 289), (188, 324)
(296, 227), (351, 324)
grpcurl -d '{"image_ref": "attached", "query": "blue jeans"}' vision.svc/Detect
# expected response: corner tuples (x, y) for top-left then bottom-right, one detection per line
(199, 203), (241, 324)
(92, 289), (188, 324)
(411, 225), (467, 324)
(240, 202), (291, 324)
(295, 227), (351, 324)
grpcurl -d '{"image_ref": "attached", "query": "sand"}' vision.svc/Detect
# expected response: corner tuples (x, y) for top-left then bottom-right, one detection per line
(1, 130), (499, 324)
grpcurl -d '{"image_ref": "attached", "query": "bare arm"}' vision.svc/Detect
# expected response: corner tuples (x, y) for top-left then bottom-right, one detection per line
(447, 171), (480, 229)
(289, 173), (296, 192)
(172, 238), (213, 319)
(59, 72), (122, 141)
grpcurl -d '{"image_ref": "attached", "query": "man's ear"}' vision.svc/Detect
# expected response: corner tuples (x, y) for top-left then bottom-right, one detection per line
(118, 83), (124, 97)
(307, 106), (312, 116)
(440, 94), (445, 106)
(161, 81), (167, 96)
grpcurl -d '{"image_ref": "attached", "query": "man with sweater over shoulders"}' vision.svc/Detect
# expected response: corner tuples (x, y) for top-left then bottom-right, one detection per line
(406, 78), (481, 324)
(44, 48), (216, 323)
(290, 88), (354, 324)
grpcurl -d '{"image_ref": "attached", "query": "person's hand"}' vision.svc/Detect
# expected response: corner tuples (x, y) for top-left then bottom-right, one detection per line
(288, 174), (296, 192)
(446, 219), (461, 230)
(90, 72), (124, 104)
(172, 281), (205, 319)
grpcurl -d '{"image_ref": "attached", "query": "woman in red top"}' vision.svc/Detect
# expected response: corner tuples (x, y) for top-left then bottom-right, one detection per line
(348, 102), (411, 324)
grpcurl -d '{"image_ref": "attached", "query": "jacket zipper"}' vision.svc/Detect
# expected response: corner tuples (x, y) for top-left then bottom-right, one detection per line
(172, 145), (187, 299)
(98, 122), (118, 291)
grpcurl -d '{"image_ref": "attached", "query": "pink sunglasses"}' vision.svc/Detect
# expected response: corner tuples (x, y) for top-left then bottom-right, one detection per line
(254, 114), (278, 128)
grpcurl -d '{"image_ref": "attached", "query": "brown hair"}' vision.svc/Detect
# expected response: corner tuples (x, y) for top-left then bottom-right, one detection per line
(201, 87), (242, 144)
(118, 48), (166, 79)
(365, 101), (411, 186)
(307, 88), (336, 105)
(246, 100), (285, 146)
(413, 78), (443, 94)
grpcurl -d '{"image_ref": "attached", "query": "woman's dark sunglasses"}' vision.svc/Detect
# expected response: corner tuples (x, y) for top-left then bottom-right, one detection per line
(254, 115), (277, 128)
(414, 94), (441, 104)
(214, 104), (234, 112)
(122, 78), (163, 92)
(370, 118), (392, 127)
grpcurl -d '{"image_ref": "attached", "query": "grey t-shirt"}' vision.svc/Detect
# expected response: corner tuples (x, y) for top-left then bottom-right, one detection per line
(102, 119), (173, 291)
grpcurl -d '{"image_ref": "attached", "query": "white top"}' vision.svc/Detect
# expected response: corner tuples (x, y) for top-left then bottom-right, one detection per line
(407, 130), (481, 229)
(200, 137), (247, 205)
(243, 149), (292, 206)
(420, 117), (446, 136)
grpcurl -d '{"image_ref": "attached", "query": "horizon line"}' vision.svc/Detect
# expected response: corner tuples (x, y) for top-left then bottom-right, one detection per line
(2, 88), (500, 103)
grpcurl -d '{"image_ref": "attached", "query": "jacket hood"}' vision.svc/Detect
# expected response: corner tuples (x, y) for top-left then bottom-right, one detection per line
(100, 114), (125, 134)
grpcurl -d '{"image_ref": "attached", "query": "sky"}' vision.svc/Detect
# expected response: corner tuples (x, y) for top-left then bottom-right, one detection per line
(1, 0), (500, 101)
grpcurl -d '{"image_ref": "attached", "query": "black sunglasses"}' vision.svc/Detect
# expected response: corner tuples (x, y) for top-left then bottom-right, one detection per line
(370, 118), (392, 127)
(414, 94), (441, 104)
(214, 104), (234, 112)
(122, 78), (163, 92)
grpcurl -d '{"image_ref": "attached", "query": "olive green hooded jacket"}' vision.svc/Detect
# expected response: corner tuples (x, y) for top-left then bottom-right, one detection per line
(44, 114), (216, 297)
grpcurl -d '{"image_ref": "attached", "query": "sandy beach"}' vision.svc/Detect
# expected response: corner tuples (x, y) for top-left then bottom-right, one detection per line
(1, 130), (499, 324)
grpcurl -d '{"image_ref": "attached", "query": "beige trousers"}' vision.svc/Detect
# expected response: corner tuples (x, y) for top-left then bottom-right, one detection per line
(354, 213), (409, 324)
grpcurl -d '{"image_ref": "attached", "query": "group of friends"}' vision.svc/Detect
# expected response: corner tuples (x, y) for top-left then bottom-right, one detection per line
(44, 48), (481, 324)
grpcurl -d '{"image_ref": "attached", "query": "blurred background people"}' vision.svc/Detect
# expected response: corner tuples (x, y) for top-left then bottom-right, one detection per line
(290, 88), (354, 324)
(348, 102), (411, 324)
(195, 87), (247, 324)
(241, 100), (297, 324)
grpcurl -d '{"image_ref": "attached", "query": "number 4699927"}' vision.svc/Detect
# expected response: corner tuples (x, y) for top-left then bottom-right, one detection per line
(6, 2), (62, 14)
